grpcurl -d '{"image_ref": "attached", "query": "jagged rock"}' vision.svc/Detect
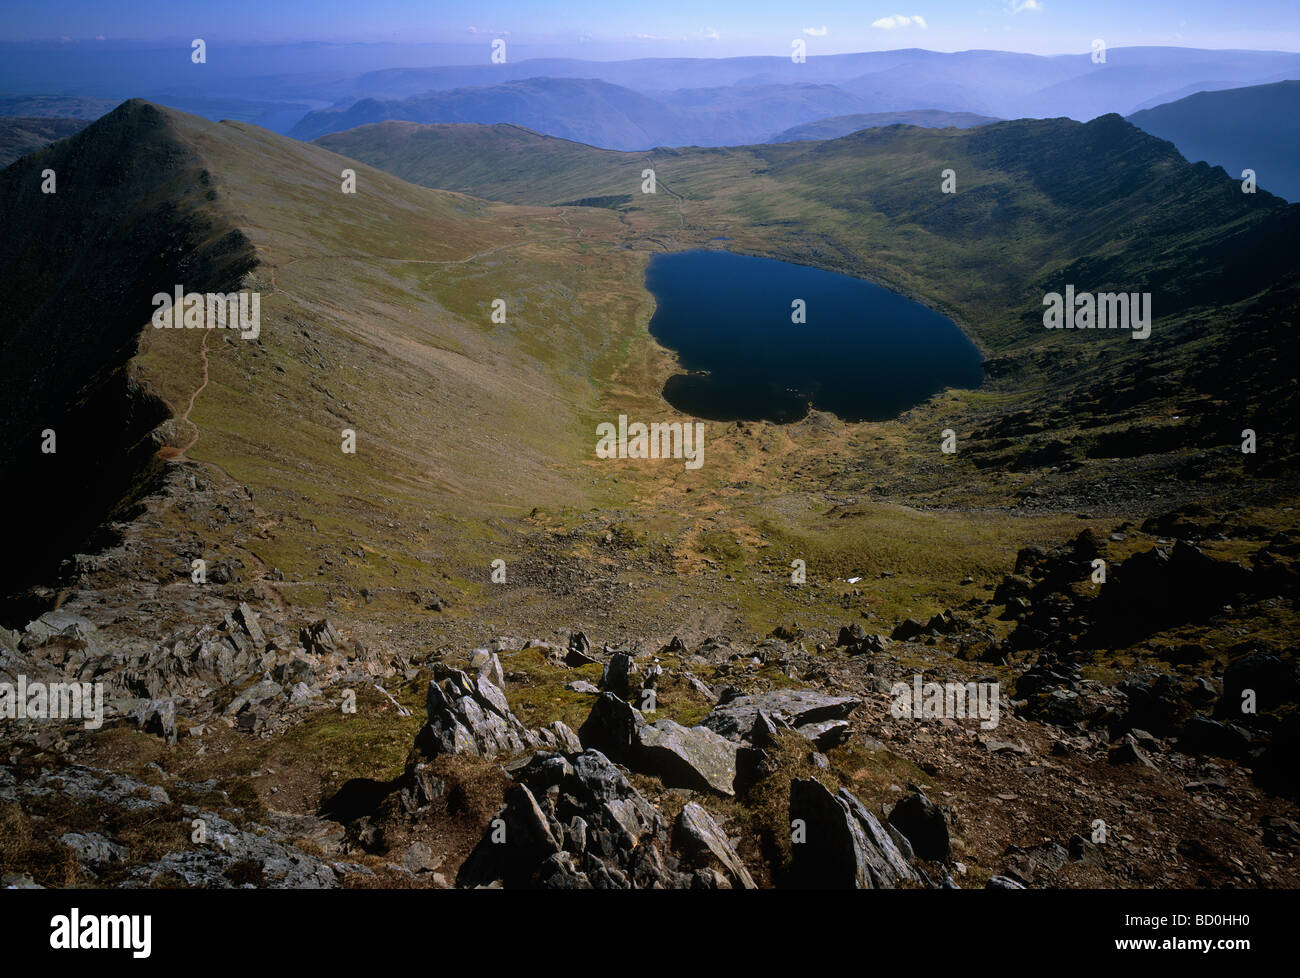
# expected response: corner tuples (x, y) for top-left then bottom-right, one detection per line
(636, 719), (738, 797)
(751, 710), (783, 748)
(1117, 673), (1196, 737)
(1217, 650), (1298, 717)
(703, 688), (859, 743)
(577, 693), (738, 796)
(642, 662), (663, 690)
(565, 679), (599, 694)
(287, 682), (319, 706)
(1177, 717), (1252, 759)
(470, 649), (505, 688)
(419, 668), (533, 759)
(1109, 734), (1156, 767)
(681, 671), (717, 702)
(234, 603), (266, 649)
(837, 624), (867, 646)
(6, 765), (340, 888)
(986, 875), (1026, 889)
(578, 692), (646, 757)
(399, 762), (446, 813)
(564, 631), (598, 667)
(401, 842), (442, 874)
(59, 832), (127, 869)
(887, 791), (951, 863)
(663, 635), (688, 655)
(458, 749), (683, 889)
(534, 720), (583, 754)
(788, 778), (920, 889)
(224, 679), (283, 717)
(136, 699), (178, 745)
(674, 802), (756, 888)
(600, 652), (633, 697)
(300, 620), (344, 657)
(891, 618), (927, 641)
(278, 654), (315, 685)
(797, 718), (851, 750)
(1069, 834), (1104, 866)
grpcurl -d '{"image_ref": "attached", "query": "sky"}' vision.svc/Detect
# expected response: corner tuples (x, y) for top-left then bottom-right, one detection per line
(3, 0), (1298, 56)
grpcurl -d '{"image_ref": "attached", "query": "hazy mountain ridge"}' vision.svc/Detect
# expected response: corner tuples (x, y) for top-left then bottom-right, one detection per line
(768, 110), (1000, 142)
(290, 48), (1300, 148)
(1127, 80), (1300, 202)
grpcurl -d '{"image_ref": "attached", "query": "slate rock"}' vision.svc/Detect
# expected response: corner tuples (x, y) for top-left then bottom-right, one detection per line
(636, 719), (738, 796)
(703, 688), (859, 743)
(887, 791), (951, 863)
(674, 802), (756, 889)
(788, 777), (919, 889)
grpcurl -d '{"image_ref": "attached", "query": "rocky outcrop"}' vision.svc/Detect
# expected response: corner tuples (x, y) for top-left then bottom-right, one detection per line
(457, 749), (716, 889)
(788, 777), (922, 889)
(578, 693), (738, 796)
(703, 688), (860, 750)
(417, 665), (536, 760)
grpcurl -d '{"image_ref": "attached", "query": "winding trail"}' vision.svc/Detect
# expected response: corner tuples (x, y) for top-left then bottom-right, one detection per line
(162, 329), (212, 462)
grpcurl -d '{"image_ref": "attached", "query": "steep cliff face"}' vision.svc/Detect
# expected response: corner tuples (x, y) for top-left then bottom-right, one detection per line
(0, 100), (257, 597)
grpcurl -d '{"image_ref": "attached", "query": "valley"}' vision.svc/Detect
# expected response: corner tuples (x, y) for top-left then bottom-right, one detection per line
(1, 93), (1298, 893)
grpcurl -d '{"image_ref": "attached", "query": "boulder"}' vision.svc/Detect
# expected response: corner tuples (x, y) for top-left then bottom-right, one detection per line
(577, 692), (646, 758)
(703, 688), (859, 743)
(887, 791), (951, 863)
(600, 652), (634, 697)
(578, 694), (738, 796)
(788, 778), (920, 889)
(674, 802), (755, 889)
(1108, 734), (1156, 768)
(636, 719), (738, 797)
(1177, 717), (1252, 760)
(419, 668), (534, 759)
(457, 749), (684, 889)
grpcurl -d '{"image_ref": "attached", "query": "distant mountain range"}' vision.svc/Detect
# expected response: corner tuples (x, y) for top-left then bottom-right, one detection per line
(286, 47), (1300, 147)
(5, 46), (1297, 151)
(289, 76), (915, 148)
(1127, 80), (1300, 202)
(768, 110), (999, 142)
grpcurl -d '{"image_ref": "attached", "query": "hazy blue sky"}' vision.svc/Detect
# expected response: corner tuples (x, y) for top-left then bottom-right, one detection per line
(5, 0), (1298, 56)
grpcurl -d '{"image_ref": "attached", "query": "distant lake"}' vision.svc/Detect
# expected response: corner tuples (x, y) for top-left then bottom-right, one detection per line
(645, 250), (983, 423)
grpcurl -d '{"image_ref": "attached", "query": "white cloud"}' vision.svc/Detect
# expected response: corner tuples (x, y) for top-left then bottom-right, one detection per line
(804, 26), (828, 36)
(1009, 0), (1043, 13)
(871, 15), (928, 30)
(701, 26), (720, 40)
(466, 26), (511, 35)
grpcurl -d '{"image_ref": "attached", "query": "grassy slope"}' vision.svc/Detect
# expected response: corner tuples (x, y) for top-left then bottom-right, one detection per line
(120, 105), (671, 604)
